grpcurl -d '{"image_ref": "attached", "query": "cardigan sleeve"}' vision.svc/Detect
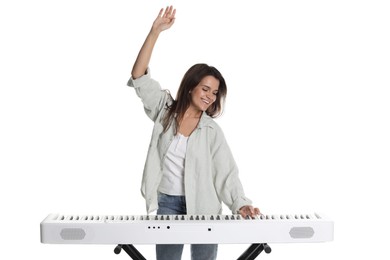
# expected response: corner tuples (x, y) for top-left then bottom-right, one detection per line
(210, 124), (253, 213)
(127, 68), (171, 122)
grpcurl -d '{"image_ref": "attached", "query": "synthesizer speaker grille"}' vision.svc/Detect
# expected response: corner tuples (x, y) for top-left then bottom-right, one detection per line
(60, 228), (86, 240)
(289, 227), (314, 239)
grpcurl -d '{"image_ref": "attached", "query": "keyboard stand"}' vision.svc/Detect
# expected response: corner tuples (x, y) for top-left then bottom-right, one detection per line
(237, 243), (272, 260)
(114, 244), (146, 260)
(114, 243), (271, 260)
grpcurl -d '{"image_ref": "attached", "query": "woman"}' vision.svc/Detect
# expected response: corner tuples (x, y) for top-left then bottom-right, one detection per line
(128, 6), (260, 260)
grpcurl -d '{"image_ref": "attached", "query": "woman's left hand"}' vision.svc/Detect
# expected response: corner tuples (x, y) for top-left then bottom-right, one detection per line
(239, 205), (261, 218)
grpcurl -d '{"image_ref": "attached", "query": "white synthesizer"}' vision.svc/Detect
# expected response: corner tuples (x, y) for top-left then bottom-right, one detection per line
(40, 213), (333, 245)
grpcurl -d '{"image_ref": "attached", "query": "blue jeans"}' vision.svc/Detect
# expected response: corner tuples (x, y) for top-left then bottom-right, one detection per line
(156, 192), (218, 260)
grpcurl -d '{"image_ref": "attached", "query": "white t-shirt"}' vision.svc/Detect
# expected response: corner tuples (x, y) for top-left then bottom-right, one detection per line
(158, 133), (188, 196)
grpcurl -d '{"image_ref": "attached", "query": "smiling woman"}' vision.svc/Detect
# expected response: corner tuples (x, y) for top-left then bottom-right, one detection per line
(189, 75), (220, 115)
(162, 63), (227, 136)
(127, 6), (260, 260)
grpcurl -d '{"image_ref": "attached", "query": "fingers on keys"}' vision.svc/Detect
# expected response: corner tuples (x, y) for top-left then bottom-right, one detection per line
(240, 205), (261, 219)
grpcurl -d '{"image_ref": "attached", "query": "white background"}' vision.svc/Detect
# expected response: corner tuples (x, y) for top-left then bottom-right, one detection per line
(1, 0), (389, 259)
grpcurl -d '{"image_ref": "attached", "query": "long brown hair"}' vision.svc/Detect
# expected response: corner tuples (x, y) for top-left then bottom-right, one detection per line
(162, 63), (227, 132)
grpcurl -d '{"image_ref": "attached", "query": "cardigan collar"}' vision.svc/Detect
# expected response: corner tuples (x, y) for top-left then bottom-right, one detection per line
(197, 111), (214, 129)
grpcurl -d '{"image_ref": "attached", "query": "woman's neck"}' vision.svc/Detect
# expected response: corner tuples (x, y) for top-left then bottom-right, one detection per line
(183, 106), (202, 119)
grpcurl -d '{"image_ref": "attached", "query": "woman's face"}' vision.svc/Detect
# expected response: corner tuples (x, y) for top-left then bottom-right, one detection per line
(189, 75), (220, 112)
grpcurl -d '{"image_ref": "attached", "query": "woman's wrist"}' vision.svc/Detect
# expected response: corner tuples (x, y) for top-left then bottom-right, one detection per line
(150, 26), (162, 36)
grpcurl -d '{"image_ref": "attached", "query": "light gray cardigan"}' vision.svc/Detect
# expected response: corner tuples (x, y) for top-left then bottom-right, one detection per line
(128, 69), (252, 214)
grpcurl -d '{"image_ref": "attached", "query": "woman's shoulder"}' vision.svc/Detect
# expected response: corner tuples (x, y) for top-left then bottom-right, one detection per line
(199, 113), (225, 134)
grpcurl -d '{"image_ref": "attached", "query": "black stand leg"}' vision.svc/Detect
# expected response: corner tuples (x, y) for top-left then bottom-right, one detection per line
(237, 243), (271, 260)
(114, 243), (271, 260)
(114, 244), (147, 260)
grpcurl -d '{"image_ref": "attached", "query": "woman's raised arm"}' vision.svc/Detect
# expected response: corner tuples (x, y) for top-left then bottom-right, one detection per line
(131, 6), (176, 79)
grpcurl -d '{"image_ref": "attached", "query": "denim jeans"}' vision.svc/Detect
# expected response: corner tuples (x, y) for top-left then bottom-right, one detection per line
(156, 192), (218, 260)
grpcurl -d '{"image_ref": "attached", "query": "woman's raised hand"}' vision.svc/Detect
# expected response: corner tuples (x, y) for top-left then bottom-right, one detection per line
(131, 6), (176, 79)
(152, 6), (176, 33)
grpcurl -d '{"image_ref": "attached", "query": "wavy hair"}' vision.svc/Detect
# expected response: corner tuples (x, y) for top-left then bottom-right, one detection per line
(162, 63), (227, 132)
